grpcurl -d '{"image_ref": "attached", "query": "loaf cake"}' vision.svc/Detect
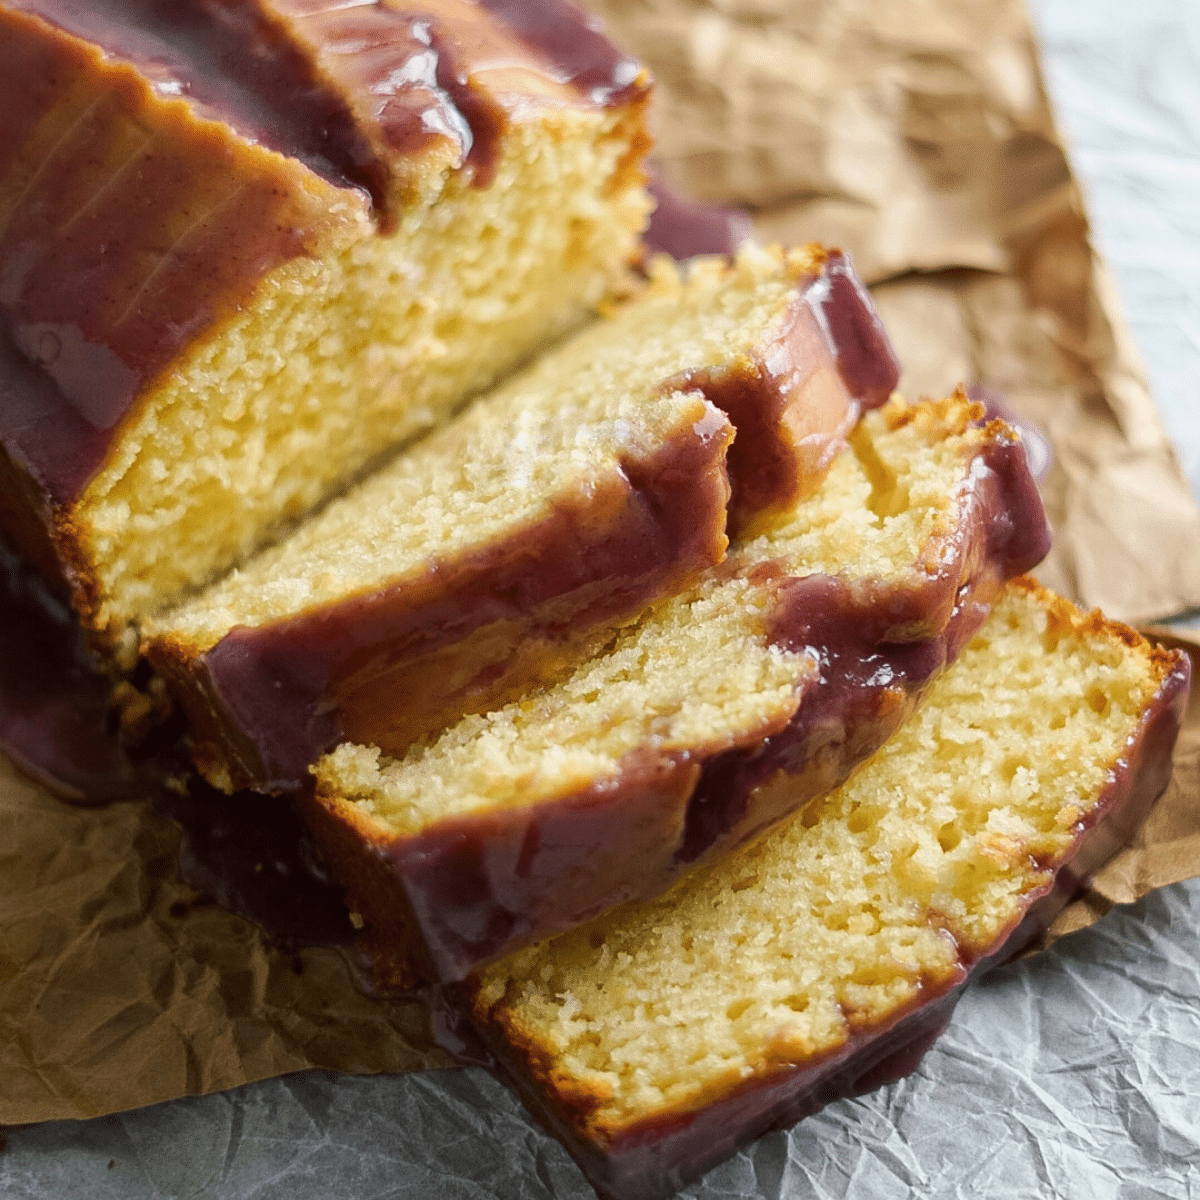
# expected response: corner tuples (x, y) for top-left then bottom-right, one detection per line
(145, 244), (897, 792)
(0, 0), (652, 649)
(304, 392), (1050, 985)
(459, 579), (1190, 1200)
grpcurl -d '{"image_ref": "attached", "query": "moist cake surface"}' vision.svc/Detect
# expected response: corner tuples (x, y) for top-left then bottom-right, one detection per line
(146, 244), (899, 791)
(306, 393), (1049, 983)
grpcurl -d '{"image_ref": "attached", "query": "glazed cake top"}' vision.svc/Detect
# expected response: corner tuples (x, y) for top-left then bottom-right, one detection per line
(7, 0), (644, 207)
(0, 0), (647, 504)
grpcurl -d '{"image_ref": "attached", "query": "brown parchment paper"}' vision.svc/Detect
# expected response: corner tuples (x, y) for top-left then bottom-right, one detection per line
(3, 0), (1200, 1127)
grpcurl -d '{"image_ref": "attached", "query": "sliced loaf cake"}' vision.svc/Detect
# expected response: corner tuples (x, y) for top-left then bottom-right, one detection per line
(146, 244), (898, 792)
(0, 0), (651, 646)
(304, 392), (1049, 985)
(461, 579), (1189, 1200)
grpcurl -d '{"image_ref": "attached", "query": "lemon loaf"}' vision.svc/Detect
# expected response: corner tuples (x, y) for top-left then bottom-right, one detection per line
(0, 0), (652, 648)
(460, 579), (1190, 1200)
(304, 393), (1050, 985)
(145, 243), (898, 792)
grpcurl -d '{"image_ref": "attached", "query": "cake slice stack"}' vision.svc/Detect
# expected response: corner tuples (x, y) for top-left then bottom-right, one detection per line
(145, 244), (898, 792)
(303, 391), (1049, 986)
(0, 6), (1188, 1195)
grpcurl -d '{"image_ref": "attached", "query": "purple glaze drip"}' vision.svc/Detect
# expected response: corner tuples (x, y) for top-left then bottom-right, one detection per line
(477, 0), (644, 105)
(251, 2), (504, 192)
(815, 253), (901, 411)
(0, 539), (352, 945)
(680, 575), (952, 862)
(641, 198), (899, 417)
(182, 425), (732, 792)
(643, 174), (753, 260)
(153, 778), (356, 949)
(683, 427), (1052, 861)
(0, 542), (172, 803)
(427, 21), (506, 187)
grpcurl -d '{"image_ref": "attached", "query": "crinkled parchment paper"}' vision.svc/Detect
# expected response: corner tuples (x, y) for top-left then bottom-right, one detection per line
(2, 0), (1198, 1186)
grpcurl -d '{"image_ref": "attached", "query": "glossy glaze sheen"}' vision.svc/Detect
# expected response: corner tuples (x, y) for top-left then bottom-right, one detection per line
(312, 421), (1049, 987)
(806, 253), (899, 414)
(0, 1), (352, 505)
(477, 0), (642, 105)
(162, 250), (898, 792)
(695, 250), (898, 533)
(238, 0), (645, 195)
(0, 0), (641, 508)
(457, 651), (1190, 1200)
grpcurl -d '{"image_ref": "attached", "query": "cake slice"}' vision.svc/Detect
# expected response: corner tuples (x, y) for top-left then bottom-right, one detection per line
(0, 0), (652, 647)
(303, 392), (1049, 985)
(460, 579), (1189, 1200)
(146, 244), (898, 792)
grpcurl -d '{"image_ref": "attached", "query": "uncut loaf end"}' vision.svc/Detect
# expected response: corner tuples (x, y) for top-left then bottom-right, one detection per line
(0, 0), (652, 650)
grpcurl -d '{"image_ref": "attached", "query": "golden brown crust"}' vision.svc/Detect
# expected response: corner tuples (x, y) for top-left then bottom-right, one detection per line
(1008, 575), (1177, 665)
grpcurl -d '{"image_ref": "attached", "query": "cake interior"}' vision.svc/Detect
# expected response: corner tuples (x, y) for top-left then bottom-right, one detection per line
(75, 103), (649, 636)
(153, 245), (828, 652)
(316, 394), (994, 834)
(471, 581), (1170, 1135)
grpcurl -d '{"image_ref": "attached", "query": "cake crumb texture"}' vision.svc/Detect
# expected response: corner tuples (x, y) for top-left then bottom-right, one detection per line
(153, 244), (823, 649)
(0, 1), (651, 639)
(80, 106), (648, 632)
(316, 391), (997, 835)
(471, 580), (1179, 1136)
